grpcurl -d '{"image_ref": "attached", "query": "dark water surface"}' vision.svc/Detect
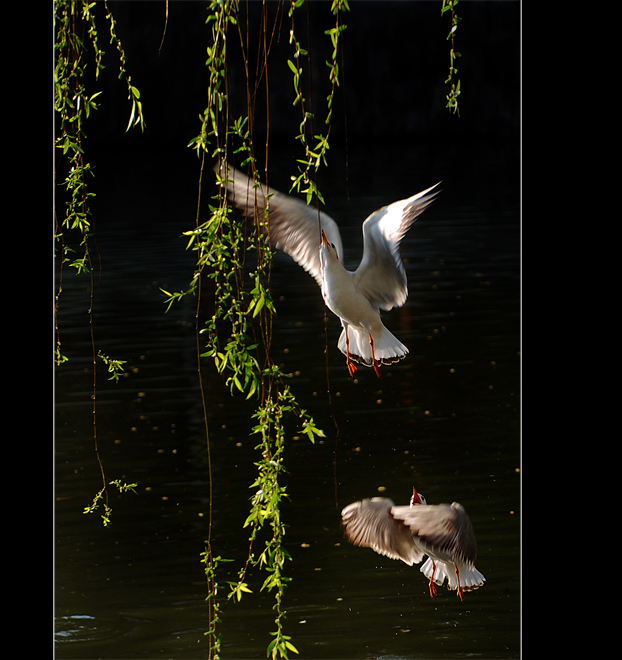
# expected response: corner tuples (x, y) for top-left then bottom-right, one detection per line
(55, 140), (520, 658)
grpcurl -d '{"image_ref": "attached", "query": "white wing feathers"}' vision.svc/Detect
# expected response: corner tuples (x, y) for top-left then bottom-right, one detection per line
(390, 501), (477, 567)
(341, 498), (425, 566)
(216, 163), (343, 286)
(354, 184), (440, 311)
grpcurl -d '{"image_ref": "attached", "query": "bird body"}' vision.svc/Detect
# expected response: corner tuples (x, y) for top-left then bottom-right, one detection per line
(341, 488), (485, 600)
(319, 232), (406, 375)
(217, 163), (439, 376)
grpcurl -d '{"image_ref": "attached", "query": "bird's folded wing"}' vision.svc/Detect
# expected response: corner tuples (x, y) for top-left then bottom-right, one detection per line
(390, 502), (477, 566)
(354, 184), (440, 311)
(341, 498), (424, 565)
(216, 163), (343, 286)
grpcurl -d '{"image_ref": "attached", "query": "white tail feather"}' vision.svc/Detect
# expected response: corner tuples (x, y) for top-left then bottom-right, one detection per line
(420, 558), (486, 592)
(338, 326), (408, 366)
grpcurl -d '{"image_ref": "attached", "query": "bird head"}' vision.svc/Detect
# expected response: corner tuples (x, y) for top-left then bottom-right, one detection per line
(320, 230), (338, 254)
(410, 487), (426, 506)
(319, 230), (340, 274)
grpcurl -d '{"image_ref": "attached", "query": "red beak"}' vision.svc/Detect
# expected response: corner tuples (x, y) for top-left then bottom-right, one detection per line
(321, 230), (329, 246)
(411, 487), (422, 505)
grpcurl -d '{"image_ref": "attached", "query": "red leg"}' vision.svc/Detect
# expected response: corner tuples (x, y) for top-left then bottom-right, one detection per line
(368, 333), (381, 378)
(455, 567), (464, 601)
(428, 561), (437, 599)
(345, 328), (357, 377)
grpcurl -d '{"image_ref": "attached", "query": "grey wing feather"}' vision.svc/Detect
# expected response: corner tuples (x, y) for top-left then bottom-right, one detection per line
(390, 501), (477, 566)
(341, 498), (425, 565)
(354, 183), (440, 311)
(216, 163), (343, 286)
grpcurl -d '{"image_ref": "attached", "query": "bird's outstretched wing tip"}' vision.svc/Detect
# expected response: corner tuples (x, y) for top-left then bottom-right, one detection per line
(418, 181), (442, 199)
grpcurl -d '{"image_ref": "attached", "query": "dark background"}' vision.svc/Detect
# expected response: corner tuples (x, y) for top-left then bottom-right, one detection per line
(84, 0), (520, 149)
(55, 2), (520, 658)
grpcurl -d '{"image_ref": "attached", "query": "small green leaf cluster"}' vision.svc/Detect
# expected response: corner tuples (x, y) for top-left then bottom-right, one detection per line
(82, 479), (137, 526)
(97, 351), (127, 382)
(268, 632), (299, 660)
(108, 479), (138, 494)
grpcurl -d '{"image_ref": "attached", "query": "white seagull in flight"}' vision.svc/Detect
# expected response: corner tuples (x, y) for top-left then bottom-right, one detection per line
(216, 163), (439, 377)
(341, 487), (485, 601)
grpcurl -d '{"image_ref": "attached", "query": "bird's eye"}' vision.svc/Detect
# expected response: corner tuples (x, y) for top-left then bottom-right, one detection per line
(330, 242), (335, 249)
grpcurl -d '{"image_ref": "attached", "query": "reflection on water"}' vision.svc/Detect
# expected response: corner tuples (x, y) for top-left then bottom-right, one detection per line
(55, 142), (519, 659)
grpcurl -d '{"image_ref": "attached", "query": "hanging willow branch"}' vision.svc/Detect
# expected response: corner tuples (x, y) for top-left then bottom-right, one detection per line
(287, 0), (349, 203)
(165, 1), (333, 657)
(442, 0), (462, 115)
(54, 0), (143, 526)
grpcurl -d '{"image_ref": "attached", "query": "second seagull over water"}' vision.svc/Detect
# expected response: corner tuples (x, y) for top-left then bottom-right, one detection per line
(216, 163), (439, 377)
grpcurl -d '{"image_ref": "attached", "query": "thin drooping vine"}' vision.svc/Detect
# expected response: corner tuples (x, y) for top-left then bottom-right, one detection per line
(104, 0), (145, 131)
(286, 0), (350, 510)
(441, 0), (461, 115)
(54, 0), (144, 525)
(287, 0), (349, 204)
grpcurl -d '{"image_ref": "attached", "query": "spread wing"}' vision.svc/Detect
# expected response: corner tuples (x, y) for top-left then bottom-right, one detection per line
(215, 163), (343, 286)
(390, 502), (477, 566)
(341, 498), (425, 565)
(353, 183), (440, 311)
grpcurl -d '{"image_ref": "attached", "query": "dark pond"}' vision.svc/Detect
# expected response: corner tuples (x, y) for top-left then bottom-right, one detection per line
(55, 136), (520, 659)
